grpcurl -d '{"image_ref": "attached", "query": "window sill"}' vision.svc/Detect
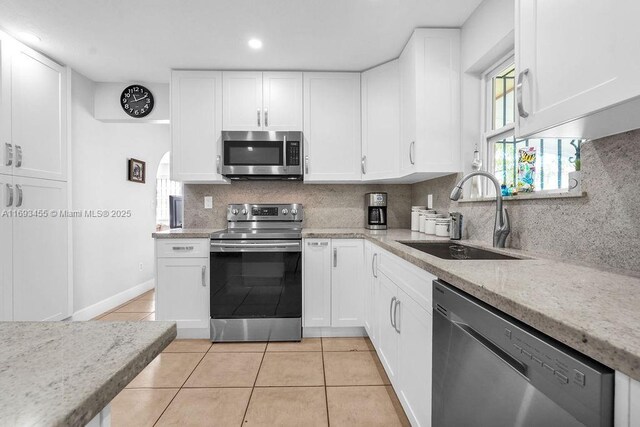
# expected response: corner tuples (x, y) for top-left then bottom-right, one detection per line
(457, 191), (587, 203)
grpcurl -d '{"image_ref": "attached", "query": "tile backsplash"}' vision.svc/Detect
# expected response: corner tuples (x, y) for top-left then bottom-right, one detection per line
(411, 129), (640, 276)
(184, 182), (412, 229)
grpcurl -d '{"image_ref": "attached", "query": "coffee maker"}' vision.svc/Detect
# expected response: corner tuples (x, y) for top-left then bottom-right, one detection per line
(365, 192), (387, 230)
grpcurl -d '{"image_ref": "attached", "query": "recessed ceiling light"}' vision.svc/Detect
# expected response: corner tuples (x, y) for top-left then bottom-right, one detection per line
(248, 38), (263, 50)
(18, 32), (41, 44)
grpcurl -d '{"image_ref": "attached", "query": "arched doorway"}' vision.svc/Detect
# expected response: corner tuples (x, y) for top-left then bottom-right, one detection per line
(155, 151), (183, 230)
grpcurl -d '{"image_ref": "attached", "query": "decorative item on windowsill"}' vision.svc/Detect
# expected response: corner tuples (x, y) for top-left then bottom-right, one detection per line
(128, 158), (146, 183)
(568, 140), (582, 193)
(517, 146), (536, 193)
(470, 145), (482, 198)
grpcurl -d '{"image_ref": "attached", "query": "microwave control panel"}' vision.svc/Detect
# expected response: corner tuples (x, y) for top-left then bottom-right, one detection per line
(286, 141), (301, 166)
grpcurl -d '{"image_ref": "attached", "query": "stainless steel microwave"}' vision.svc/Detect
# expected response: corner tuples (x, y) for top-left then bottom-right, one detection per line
(220, 131), (303, 180)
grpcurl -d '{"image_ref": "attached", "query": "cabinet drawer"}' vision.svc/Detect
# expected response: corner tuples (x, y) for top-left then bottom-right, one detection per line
(377, 245), (435, 311)
(156, 239), (209, 258)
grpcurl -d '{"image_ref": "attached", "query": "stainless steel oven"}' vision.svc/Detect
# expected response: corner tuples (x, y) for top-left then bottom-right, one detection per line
(220, 131), (303, 180)
(210, 204), (303, 342)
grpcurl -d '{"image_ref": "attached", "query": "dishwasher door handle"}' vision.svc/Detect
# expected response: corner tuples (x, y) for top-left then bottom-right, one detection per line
(452, 320), (528, 378)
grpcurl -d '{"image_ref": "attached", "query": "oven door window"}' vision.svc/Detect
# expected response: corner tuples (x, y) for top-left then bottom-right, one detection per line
(210, 251), (302, 318)
(224, 141), (283, 166)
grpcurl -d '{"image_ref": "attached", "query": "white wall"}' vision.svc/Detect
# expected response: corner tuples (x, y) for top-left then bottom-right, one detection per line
(71, 70), (170, 319)
(460, 0), (515, 177)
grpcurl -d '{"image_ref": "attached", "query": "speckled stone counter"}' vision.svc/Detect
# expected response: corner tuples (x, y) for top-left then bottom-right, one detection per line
(0, 321), (176, 427)
(304, 228), (640, 381)
(152, 228), (221, 239)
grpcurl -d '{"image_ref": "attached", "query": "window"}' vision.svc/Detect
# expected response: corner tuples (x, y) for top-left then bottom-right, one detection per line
(483, 57), (581, 193)
(156, 152), (182, 228)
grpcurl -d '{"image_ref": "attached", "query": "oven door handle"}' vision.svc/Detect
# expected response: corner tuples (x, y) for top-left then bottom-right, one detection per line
(210, 241), (301, 252)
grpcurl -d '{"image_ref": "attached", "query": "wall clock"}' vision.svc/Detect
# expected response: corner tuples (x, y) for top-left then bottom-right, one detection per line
(120, 85), (154, 117)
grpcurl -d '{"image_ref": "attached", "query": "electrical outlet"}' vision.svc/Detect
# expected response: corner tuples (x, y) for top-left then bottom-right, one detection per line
(139, 262), (143, 271)
(427, 194), (433, 209)
(204, 196), (213, 209)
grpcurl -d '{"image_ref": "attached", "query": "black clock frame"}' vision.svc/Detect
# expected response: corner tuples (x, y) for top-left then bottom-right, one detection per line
(120, 84), (154, 118)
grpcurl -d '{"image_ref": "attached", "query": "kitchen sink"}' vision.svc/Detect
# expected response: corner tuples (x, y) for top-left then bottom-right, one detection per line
(398, 242), (521, 260)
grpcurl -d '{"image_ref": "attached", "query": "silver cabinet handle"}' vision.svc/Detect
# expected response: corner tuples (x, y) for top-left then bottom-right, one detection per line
(390, 296), (397, 328)
(361, 156), (367, 175)
(5, 184), (13, 207)
(333, 248), (338, 267)
(172, 246), (195, 251)
(393, 299), (401, 333)
(201, 265), (206, 287)
(264, 109), (269, 127)
(15, 145), (22, 168)
(15, 184), (23, 207)
(516, 68), (530, 118)
(257, 108), (261, 127)
(216, 155), (221, 174)
(371, 253), (378, 278)
(409, 141), (415, 165)
(305, 155), (309, 174)
(307, 241), (329, 246)
(4, 143), (12, 166)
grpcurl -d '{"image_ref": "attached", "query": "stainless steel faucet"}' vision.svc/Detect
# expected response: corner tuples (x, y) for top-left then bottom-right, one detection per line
(449, 171), (510, 248)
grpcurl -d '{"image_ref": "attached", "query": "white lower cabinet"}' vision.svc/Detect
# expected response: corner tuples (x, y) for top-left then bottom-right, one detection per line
(363, 241), (378, 343)
(614, 371), (640, 427)
(0, 174), (13, 321)
(375, 271), (400, 381)
(156, 239), (210, 338)
(303, 238), (364, 329)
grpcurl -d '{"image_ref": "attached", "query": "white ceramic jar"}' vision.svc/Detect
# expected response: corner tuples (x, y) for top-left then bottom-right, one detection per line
(435, 217), (452, 237)
(411, 206), (427, 231)
(424, 213), (446, 235)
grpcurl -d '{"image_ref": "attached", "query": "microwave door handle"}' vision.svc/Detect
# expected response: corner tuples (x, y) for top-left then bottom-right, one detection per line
(283, 135), (287, 167)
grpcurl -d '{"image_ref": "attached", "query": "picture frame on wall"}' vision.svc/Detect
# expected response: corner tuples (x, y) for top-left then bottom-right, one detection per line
(128, 158), (146, 183)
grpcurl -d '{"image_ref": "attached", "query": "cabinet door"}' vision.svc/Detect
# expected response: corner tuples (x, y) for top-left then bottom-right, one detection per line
(171, 71), (226, 182)
(0, 174), (12, 320)
(262, 72), (302, 131)
(397, 288), (432, 427)
(12, 177), (68, 320)
(361, 60), (400, 181)
(399, 37), (417, 176)
(303, 239), (331, 327)
(11, 46), (67, 181)
(331, 239), (364, 327)
(222, 71), (263, 131)
(303, 73), (361, 182)
(0, 37), (11, 176)
(156, 257), (209, 332)
(375, 272), (399, 382)
(516, 0), (640, 139)
(363, 241), (374, 338)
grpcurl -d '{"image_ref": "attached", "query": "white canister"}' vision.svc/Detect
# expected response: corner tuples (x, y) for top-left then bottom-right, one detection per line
(435, 217), (452, 237)
(424, 213), (446, 235)
(419, 213), (427, 233)
(411, 206), (426, 231)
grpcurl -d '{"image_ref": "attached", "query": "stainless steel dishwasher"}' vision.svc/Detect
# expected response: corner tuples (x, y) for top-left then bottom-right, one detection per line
(432, 280), (613, 427)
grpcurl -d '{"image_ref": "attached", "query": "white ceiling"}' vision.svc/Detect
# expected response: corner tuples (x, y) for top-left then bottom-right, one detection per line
(0, 0), (483, 83)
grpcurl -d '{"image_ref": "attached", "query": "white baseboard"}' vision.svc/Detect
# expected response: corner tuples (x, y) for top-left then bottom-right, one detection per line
(303, 326), (367, 338)
(72, 278), (155, 321)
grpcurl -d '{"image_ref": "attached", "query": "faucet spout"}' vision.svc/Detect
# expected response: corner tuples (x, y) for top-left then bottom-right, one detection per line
(449, 171), (511, 248)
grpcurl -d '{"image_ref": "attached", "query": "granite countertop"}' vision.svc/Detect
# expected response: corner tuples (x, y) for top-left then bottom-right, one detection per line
(152, 228), (220, 239)
(304, 228), (640, 381)
(0, 321), (176, 427)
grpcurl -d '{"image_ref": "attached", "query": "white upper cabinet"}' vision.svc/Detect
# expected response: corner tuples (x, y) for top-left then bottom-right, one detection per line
(0, 38), (11, 176)
(361, 60), (400, 181)
(222, 71), (302, 131)
(399, 29), (460, 181)
(515, 0), (640, 140)
(171, 70), (227, 183)
(8, 43), (67, 182)
(303, 72), (362, 182)
(262, 72), (303, 131)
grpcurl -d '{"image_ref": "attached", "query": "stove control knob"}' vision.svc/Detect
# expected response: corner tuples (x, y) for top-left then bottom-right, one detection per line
(231, 208), (239, 215)
(241, 208), (248, 215)
(282, 208), (289, 215)
(291, 209), (298, 215)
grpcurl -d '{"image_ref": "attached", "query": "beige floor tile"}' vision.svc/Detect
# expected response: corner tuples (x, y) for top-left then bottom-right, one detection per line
(163, 339), (211, 353)
(184, 352), (263, 387)
(156, 388), (251, 427)
(97, 312), (150, 321)
(209, 342), (267, 353)
(256, 352), (324, 386)
(266, 338), (322, 352)
(136, 290), (156, 301)
(111, 388), (178, 427)
(326, 386), (410, 427)
(244, 387), (328, 427)
(142, 312), (156, 321)
(322, 337), (374, 352)
(323, 351), (390, 386)
(114, 299), (155, 313)
(127, 353), (204, 388)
